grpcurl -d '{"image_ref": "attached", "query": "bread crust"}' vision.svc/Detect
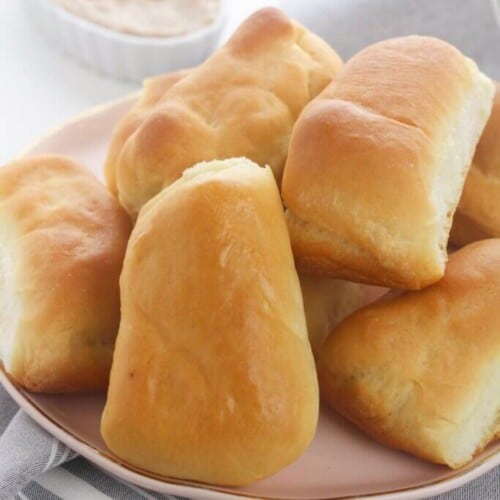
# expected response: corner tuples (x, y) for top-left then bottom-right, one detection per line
(107, 7), (342, 217)
(101, 158), (318, 485)
(319, 240), (500, 468)
(282, 36), (495, 289)
(0, 155), (131, 392)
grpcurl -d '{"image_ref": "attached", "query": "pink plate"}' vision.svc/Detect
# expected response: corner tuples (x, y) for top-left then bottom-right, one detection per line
(1, 96), (499, 499)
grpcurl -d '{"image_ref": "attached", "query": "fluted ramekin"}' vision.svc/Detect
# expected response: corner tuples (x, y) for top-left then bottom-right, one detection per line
(24, 0), (227, 82)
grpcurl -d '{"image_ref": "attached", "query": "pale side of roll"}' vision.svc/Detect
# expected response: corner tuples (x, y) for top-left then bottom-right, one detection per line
(451, 82), (500, 246)
(107, 7), (343, 218)
(319, 239), (500, 469)
(299, 274), (386, 358)
(101, 158), (318, 485)
(282, 36), (495, 290)
(0, 155), (131, 392)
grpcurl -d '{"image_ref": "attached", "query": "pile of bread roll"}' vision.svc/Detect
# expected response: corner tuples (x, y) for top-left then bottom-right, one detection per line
(0, 7), (498, 487)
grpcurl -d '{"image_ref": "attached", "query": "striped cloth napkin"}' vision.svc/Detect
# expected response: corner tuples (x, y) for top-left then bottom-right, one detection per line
(0, 385), (189, 499)
(1, 0), (499, 498)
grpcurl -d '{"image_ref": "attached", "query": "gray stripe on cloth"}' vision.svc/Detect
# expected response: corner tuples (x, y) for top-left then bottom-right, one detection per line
(17, 481), (63, 500)
(63, 458), (151, 499)
(0, 385), (18, 435)
(431, 466), (500, 500)
(63, 458), (190, 500)
(0, 411), (74, 500)
(53, 444), (77, 470)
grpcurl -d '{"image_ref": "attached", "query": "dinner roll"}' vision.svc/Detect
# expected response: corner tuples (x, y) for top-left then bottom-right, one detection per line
(451, 82), (500, 246)
(300, 274), (385, 358)
(101, 158), (318, 485)
(282, 36), (495, 290)
(107, 7), (342, 217)
(105, 69), (190, 196)
(319, 239), (500, 469)
(0, 156), (131, 392)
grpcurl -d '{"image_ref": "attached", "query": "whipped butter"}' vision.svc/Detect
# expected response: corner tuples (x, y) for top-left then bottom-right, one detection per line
(50, 0), (221, 37)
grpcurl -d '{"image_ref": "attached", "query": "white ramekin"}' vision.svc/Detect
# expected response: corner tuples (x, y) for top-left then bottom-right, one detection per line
(23, 0), (227, 82)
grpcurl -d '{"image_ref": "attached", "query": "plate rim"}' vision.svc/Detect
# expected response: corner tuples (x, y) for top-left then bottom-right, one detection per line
(1, 97), (498, 500)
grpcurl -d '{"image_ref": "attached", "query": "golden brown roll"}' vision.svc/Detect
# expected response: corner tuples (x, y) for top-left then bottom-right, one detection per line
(451, 82), (500, 246)
(104, 69), (191, 196)
(101, 158), (318, 485)
(107, 7), (342, 217)
(319, 239), (500, 469)
(299, 274), (385, 358)
(282, 36), (495, 290)
(0, 155), (131, 392)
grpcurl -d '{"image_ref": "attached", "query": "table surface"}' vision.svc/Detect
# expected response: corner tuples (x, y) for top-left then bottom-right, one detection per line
(0, 0), (277, 165)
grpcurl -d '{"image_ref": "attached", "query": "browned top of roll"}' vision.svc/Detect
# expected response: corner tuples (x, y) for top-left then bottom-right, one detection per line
(282, 36), (494, 289)
(108, 7), (343, 217)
